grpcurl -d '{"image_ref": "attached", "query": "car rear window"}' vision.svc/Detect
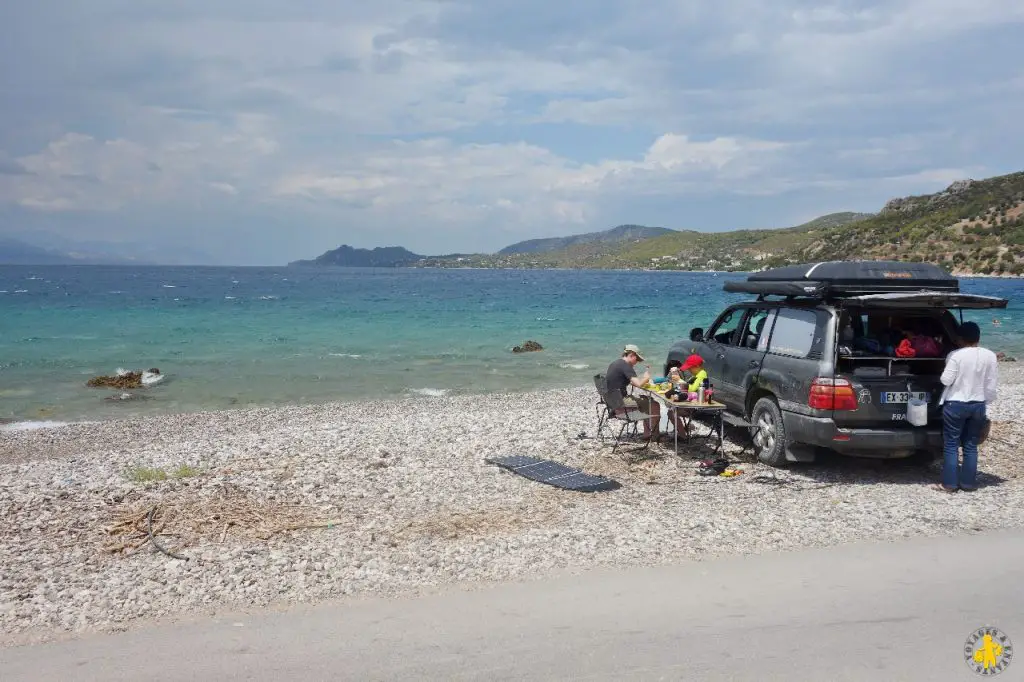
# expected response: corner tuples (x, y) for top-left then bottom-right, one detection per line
(767, 308), (823, 359)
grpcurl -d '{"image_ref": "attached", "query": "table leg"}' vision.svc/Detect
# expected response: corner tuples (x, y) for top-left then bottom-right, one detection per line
(719, 412), (724, 454)
(673, 406), (679, 456)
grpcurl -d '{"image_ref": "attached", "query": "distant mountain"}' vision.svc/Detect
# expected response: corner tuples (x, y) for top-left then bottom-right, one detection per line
(0, 238), (81, 264)
(0, 237), (156, 265)
(498, 224), (675, 255)
(289, 244), (425, 267)
(0, 233), (208, 265)
(491, 170), (1024, 275)
(289, 170), (1024, 276)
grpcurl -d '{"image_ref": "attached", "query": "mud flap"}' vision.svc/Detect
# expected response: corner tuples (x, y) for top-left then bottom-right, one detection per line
(785, 443), (818, 463)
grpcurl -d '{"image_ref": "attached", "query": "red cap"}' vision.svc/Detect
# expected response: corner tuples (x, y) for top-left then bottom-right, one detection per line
(680, 354), (704, 372)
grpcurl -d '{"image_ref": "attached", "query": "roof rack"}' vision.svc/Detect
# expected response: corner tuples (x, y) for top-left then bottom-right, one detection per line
(723, 260), (959, 297)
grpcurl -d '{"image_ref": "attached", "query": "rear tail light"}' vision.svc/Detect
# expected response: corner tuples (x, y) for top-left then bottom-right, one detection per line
(808, 377), (858, 411)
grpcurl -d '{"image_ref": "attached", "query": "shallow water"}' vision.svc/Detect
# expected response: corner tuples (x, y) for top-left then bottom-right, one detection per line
(2, 265), (1021, 422)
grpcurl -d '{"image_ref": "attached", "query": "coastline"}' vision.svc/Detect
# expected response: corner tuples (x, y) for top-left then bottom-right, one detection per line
(2, 366), (1024, 646)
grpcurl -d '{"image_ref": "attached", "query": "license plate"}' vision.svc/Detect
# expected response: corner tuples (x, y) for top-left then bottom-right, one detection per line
(880, 391), (929, 404)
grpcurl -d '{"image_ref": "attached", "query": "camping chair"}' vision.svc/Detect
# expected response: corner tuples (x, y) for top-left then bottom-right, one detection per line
(593, 373), (654, 456)
(593, 373), (613, 436)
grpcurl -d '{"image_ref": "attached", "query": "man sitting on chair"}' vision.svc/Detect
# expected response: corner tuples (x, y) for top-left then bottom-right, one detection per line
(606, 344), (660, 441)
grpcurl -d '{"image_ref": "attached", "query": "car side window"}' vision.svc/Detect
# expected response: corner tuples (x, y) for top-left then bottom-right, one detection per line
(740, 307), (775, 351)
(767, 308), (822, 358)
(708, 307), (744, 346)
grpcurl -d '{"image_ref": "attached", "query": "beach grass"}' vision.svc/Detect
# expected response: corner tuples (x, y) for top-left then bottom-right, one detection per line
(125, 463), (202, 483)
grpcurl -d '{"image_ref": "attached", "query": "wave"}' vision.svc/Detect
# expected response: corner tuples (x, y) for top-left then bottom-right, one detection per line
(14, 289), (28, 293)
(162, 285), (176, 288)
(535, 317), (562, 321)
(259, 295), (279, 300)
(141, 371), (164, 386)
(408, 387), (449, 397)
(112, 368), (164, 386)
(328, 353), (362, 358)
(559, 363), (591, 370)
(0, 420), (75, 432)
(224, 296), (237, 300)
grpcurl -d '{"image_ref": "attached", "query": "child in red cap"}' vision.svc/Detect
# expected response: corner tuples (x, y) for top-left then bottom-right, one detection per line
(678, 354), (708, 394)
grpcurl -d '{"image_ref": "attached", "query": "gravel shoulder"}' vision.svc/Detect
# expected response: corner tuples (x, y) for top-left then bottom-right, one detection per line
(3, 365), (1024, 647)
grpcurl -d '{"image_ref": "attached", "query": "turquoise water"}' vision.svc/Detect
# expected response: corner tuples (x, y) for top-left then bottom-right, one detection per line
(2, 265), (1022, 422)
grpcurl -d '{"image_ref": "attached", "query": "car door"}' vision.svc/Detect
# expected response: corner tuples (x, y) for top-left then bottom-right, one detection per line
(719, 306), (776, 406)
(700, 305), (747, 410)
(757, 306), (830, 413)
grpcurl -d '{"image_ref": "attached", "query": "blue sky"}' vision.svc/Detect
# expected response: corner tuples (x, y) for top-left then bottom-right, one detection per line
(1, 0), (1023, 265)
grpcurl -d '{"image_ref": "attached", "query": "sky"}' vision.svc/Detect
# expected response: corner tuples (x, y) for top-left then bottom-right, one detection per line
(1, 0), (1023, 265)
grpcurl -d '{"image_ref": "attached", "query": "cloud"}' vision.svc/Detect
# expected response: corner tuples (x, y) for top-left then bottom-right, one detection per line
(272, 133), (787, 222)
(0, 0), (1022, 263)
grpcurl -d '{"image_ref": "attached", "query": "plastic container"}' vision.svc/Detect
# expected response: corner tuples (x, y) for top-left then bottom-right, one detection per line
(907, 396), (928, 426)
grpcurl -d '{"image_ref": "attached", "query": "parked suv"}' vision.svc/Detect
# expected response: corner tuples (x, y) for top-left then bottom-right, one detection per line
(665, 261), (1007, 466)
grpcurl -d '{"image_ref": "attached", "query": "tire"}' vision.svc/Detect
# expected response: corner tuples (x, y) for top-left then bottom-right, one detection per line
(751, 396), (788, 467)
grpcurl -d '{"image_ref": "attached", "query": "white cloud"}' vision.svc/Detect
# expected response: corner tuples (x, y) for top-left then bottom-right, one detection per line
(0, 0), (1022, 263)
(270, 133), (788, 228)
(0, 112), (278, 211)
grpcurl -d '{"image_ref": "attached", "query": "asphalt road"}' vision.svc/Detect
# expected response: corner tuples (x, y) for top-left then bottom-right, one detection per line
(2, 530), (1022, 681)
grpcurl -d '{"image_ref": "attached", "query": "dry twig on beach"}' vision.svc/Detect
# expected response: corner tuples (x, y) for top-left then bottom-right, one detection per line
(103, 489), (343, 558)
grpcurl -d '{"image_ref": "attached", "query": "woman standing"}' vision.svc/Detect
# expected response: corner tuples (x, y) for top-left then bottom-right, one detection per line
(936, 322), (999, 493)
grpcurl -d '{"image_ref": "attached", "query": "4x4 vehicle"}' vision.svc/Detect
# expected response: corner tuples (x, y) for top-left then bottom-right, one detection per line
(665, 261), (1008, 466)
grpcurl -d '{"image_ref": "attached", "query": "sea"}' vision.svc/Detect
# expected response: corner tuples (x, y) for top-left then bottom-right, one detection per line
(2, 265), (1022, 425)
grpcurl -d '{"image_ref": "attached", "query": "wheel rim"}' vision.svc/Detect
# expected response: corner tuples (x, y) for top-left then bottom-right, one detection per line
(754, 410), (777, 452)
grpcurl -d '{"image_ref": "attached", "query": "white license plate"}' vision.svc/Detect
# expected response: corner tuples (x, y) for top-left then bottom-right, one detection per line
(880, 391), (929, 404)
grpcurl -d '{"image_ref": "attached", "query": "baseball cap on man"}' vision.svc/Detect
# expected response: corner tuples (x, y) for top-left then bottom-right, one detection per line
(623, 344), (645, 361)
(680, 354), (704, 372)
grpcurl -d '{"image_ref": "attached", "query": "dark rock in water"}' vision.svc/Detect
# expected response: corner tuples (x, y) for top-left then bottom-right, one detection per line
(997, 352), (1016, 362)
(512, 340), (544, 353)
(88, 372), (143, 389)
(88, 368), (162, 389)
(0, 417), (14, 425)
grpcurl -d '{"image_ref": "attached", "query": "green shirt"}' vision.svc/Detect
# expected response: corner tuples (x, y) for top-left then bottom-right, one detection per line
(687, 368), (708, 393)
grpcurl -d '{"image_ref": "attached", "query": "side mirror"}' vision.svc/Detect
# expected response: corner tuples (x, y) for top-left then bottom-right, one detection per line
(689, 327), (704, 342)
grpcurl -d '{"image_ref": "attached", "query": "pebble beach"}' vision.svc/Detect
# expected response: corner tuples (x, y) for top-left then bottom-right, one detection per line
(2, 365), (1024, 647)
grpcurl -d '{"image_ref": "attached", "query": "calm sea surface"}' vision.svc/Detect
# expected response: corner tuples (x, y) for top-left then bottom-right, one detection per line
(2, 265), (1022, 423)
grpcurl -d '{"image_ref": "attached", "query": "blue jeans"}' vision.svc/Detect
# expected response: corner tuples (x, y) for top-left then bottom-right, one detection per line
(942, 401), (986, 490)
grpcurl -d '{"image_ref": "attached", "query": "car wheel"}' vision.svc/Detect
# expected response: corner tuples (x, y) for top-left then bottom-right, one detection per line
(751, 396), (787, 467)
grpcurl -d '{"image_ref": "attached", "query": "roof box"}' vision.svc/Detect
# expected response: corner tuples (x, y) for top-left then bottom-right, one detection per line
(723, 260), (960, 297)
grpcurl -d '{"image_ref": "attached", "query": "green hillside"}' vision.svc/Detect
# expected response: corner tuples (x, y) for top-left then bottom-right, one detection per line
(498, 224), (675, 254)
(417, 170), (1024, 275)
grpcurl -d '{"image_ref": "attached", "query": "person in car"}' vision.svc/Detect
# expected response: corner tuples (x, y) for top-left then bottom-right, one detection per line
(605, 344), (661, 441)
(936, 321), (998, 493)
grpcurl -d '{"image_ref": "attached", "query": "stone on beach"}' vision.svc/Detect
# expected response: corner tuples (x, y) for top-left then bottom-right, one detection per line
(1, 365), (1024, 647)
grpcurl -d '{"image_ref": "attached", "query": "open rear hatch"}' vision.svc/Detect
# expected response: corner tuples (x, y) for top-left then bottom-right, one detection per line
(842, 292), (1008, 309)
(828, 293), (1009, 437)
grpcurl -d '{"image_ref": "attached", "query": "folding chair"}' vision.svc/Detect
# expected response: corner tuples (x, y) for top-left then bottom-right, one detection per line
(593, 373), (654, 456)
(593, 373), (612, 437)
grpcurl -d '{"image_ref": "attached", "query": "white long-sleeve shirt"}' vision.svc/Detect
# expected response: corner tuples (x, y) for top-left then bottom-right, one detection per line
(939, 346), (999, 404)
